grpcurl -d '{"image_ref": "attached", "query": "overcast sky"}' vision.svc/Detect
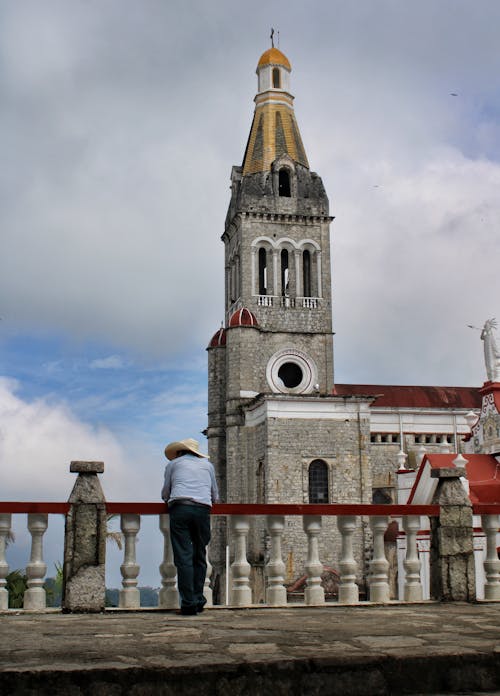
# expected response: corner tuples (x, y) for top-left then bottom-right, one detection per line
(1, 0), (500, 585)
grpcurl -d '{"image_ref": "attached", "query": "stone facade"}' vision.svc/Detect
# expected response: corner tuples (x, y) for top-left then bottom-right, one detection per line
(206, 46), (482, 603)
(471, 383), (500, 455)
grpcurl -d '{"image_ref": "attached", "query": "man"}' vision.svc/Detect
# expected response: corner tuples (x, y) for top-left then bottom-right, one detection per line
(162, 438), (219, 615)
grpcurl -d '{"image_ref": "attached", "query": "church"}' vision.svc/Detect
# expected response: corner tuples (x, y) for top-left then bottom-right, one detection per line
(206, 44), (485, 597)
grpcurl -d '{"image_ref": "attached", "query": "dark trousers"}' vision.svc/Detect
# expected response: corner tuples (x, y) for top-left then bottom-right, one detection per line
(169, 504), (211, 611)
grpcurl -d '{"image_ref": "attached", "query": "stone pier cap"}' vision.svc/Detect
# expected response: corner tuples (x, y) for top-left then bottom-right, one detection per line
(70, 461), (104, 474)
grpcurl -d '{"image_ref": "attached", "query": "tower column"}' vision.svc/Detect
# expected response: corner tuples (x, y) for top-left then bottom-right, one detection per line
(316, 252), (323, 298)
(294, 249), (302, 297)
(251, 248), (256, 295)
(272, 249), (279, 297)
(235, 255), (241, 301)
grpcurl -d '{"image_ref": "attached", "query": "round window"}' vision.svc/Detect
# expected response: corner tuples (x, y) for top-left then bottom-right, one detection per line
(278, 362), (303, 388)
(266, 349), (317, 394)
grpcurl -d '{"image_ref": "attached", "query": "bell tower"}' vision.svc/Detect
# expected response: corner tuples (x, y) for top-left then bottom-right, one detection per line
(207, 46), (372, 592)
(223, 46), (334, 398)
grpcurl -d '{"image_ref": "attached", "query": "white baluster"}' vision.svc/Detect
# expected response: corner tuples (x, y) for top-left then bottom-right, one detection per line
(0, 514), (11, 610)
(416, 445), (427, 467)
(369, 516), (390, 603)
(403, 515), (422, 601)
(119, 513), (140, 608)
(303, 516), (325, 605)
(203, 551), (213, 607)
(265, 515), (287, 605)
(158, 514), (179, 608)
(24, 513), (48, 610)
(482, 514), (500, 601)
(337, 515), (359, 604)
(230, 515), (252, 606)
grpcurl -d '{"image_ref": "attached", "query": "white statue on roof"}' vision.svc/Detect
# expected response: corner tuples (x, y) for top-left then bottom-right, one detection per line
(481, 318), (500, 382)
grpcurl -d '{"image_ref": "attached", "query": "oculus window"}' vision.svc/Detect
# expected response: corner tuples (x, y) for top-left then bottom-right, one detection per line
(266, 348), (317, 394)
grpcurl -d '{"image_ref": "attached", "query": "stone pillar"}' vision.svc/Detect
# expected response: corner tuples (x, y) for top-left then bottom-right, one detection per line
(430, 466), (476, 602)
(62, 461), (107, 613)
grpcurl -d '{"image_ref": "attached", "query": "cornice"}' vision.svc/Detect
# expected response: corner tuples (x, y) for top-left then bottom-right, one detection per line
(226, 211), (333, 230)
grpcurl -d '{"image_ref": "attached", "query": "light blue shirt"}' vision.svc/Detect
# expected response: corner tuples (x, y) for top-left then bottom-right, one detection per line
(161, 453), (219, 508)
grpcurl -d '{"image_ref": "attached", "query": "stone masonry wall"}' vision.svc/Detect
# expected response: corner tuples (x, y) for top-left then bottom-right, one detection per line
(225, 327), (334, 397)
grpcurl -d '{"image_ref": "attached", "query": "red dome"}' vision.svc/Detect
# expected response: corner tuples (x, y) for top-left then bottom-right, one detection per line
(208, 327), (226, 348)
(228, 308), (259, 328)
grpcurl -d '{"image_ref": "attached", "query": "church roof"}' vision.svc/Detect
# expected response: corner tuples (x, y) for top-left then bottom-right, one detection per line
(334, 384), (481, 409)
(408, 453), (500, 505)
(228, 308), (259, 328)
(208, 327), (226, 348)
(257, 47), (291, 70)
(241, 48), (309, 175)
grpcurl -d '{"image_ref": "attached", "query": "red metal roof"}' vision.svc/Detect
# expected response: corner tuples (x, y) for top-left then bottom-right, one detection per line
(208, 327), (226, 348)
(334, 384), (481, 409)
(228, 308), (259, 328)
(408, 453), (500, 505)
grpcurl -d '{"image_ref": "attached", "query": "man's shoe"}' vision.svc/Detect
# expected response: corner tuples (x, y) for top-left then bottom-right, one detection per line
(177, 606), (197, 616)
(196, 605), (205, 613)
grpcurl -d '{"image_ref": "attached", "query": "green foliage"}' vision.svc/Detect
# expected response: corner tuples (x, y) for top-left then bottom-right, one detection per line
(105, 587), (159, 607)
(45, 562), (64, 607)
(106, 515), (123, 550)
(6, 570), (28, 608)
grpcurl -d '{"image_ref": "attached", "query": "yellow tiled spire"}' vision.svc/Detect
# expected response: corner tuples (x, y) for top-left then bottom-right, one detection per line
(242, 48), (309, 175)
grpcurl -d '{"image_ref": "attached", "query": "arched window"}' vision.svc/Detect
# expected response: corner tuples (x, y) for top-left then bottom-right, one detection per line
(303, 250), (311, 297)
(256, 462), (266, 503)
(280, 249), (289, 296)
(230, 262), (236, 303)
(308, 460), (329, 503)
(372, 489), (392, 504)
(278, 169), (291, 197)
(258, 247), (267, 295)
(272, 68), (281, 88)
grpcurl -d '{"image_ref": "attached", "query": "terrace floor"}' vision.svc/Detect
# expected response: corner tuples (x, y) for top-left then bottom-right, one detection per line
(1, 602), (500, 695)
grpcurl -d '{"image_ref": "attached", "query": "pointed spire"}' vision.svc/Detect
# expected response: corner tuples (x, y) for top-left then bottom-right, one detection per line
(241, 47), (309, 176)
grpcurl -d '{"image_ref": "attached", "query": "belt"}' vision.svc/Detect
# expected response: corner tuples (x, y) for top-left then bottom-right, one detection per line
(170, 499), (210, 509)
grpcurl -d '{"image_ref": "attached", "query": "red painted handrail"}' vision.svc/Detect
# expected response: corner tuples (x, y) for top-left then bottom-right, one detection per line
(0, 501), (440, 516)
(0, 502), (70, 514)
(5, 502), (499, 517)
(473, 504), (500, 515)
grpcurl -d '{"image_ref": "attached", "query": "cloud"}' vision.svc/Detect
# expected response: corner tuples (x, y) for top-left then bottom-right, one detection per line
(331, 146), (500, 384)
(0, 0), (499, 385)
(0, 374), (196, 587)
(89, 355), (127, 370)
(0, 377), (155, 501)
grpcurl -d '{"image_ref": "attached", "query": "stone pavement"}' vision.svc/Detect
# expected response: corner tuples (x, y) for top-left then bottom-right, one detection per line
(1, 602), (500, 695)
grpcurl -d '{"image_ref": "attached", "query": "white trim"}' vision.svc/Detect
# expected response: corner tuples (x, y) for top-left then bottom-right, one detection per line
(245, 397), (371, 427)
(251, 237), (321, 252)
(254, 97), (293, 108)
(240, 390), (259, 399)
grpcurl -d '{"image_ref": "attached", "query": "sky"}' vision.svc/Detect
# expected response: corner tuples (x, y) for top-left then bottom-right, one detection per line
(1, 0), (500, 586)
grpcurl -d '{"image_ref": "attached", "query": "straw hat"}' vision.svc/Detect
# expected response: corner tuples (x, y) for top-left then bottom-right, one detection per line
(164, 438), (208, 461)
